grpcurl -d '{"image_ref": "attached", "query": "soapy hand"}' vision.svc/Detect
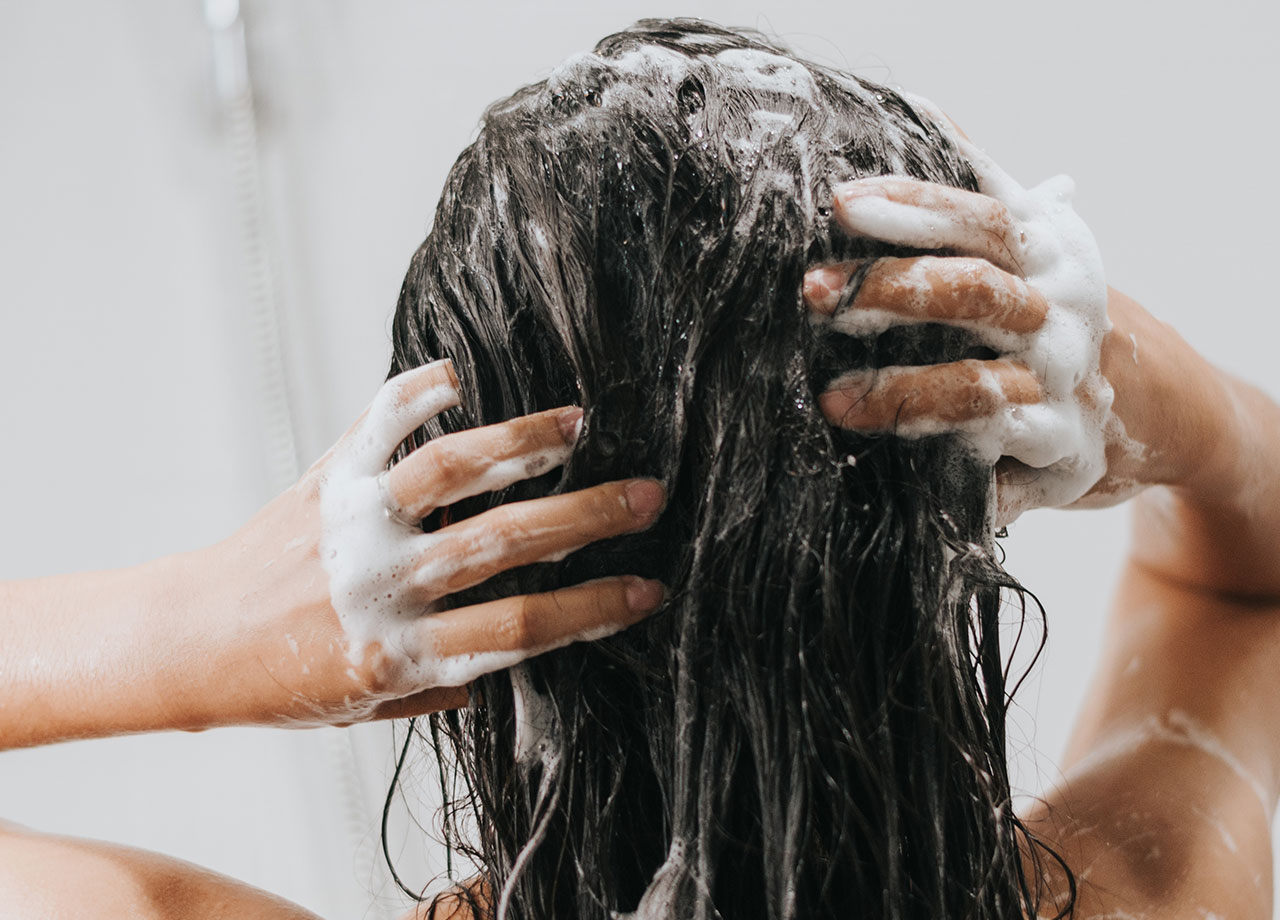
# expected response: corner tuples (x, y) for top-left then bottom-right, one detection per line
(807, 133), (1154, 525)
(207, 360), (665, 728)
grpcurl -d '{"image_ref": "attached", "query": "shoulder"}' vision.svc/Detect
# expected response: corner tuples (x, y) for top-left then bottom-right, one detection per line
(0, 823), (322, 920)
(1020, 564), (1279, 920)
(402, 879), (490, 920)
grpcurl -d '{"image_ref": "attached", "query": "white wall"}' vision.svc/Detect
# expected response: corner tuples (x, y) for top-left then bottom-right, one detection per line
(1, 1), (1276, 916)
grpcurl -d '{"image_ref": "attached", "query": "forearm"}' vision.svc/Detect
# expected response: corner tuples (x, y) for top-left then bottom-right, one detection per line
(0, 551), (214, 749)
(1131, 368), (1280, 600)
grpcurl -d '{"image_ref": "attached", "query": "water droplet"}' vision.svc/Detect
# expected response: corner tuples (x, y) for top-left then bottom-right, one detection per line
(874, 92), (886, 103)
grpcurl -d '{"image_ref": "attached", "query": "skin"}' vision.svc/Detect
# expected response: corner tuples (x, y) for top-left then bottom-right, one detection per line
(3, 166), (1278, 920)
(812, 173), (1280, 919)
(0, 364), (666, 918)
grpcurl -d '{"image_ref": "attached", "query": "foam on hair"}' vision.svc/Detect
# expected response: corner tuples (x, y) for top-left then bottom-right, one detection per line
(386, 18), (1073, 920)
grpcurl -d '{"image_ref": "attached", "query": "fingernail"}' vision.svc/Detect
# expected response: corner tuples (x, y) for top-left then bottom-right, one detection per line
(818, 383), (873, 428)
(624, 479), (666, 518)
(556, 407), (584, 444)
(623, 577), (666, 615)
(803, 266), (845, 315)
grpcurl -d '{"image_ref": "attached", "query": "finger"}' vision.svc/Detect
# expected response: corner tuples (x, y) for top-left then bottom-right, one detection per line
(805, 256), (1048, 335)
(994, 459), (1041, 528)
(383, 406), (583, 524)
(368, 684), (470, 720)
(412, 478), (666, 601)
(949, 131), (1029, 205)
(352, 360), (462, 472)
(819, 358), (1041, 431)
(421, 576), (665, 664)
(832, 178), (1024, 275)
(380, 358), (463, 446)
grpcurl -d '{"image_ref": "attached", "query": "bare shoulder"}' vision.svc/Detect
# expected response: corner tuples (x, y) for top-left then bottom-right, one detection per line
(0, 822), (322, 920)
(401, 879), (490, 920)
(1020, 562), (1280, 919)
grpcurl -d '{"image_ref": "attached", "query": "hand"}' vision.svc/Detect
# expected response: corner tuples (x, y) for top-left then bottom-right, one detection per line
(805, 135), (1213, 524)
(194, 360), (665, 728)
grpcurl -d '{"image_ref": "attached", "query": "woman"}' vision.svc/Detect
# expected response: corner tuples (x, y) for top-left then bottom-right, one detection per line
(2, 18), (1277, 920)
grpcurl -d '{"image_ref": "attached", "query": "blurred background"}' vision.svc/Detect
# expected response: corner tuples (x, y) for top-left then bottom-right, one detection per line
(1, 1), (1276, 917)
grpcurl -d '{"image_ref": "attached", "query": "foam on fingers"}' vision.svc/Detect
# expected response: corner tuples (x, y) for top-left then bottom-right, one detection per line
(817, 93), (1125, 524)
(822, 359), (1042, 431)
(834, 178), (1024, 275)
(318, 365), (664, 716)
(407, 479), (664, 605)
(396, 577), (661, 691)
(383, 407), (581, 522)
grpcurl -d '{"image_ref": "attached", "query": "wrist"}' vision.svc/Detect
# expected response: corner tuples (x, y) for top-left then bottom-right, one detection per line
(1131, 372), (1280, 600)
(146, 536), (298, 732)
(1167, 369), (1261, 506)
(1099, 289), (1230, 493)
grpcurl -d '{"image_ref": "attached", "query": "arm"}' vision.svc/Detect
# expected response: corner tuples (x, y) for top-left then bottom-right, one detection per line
(0, 362), (667, 917)
(1037, 295), (1280, 917)
(1024, 293), (1280, 918)
(0, 360), (665, 749)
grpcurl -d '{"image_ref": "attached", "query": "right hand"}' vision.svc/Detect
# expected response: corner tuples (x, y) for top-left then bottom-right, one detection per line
(190, 359), (666, 728)
(805, 140), (1228, 525)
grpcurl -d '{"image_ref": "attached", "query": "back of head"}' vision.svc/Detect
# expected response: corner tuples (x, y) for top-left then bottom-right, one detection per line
(390, 19), (1064, 920)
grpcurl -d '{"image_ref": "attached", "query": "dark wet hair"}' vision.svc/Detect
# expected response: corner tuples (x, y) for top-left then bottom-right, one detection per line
(386, 18), (1072, 920)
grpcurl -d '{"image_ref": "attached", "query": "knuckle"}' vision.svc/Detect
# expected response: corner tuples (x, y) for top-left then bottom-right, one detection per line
(595, 487), (636, 531)
(982, 198), (1016, 234)
(959, 377), (1001, 416)
(591, 582), (621, 621)
(355, 641), (402, 696)
(499, 598), (540, 650)
(493, 507), (536, 550)
(417, 440), (460, 487)
(439, 534), (496, 592)
(968, 259), (1005, 297)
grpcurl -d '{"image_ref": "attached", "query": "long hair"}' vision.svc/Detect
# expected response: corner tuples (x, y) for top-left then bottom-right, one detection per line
(386, 19), (1072, 920)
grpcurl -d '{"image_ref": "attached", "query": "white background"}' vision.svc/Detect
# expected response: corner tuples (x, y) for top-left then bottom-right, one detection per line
(1, 1), (1277, 917)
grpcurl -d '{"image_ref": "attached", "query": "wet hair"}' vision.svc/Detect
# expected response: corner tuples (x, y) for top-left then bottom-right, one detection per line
(386, 18), (1073, 920)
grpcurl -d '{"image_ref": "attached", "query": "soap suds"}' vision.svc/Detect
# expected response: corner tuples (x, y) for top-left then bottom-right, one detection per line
(1063, 709), (1270, 817)
(819, 91), (1135, 525)
(510, 663), (559, 765)
(613, 838), (689, 920)
(314, 363), (612, 719)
